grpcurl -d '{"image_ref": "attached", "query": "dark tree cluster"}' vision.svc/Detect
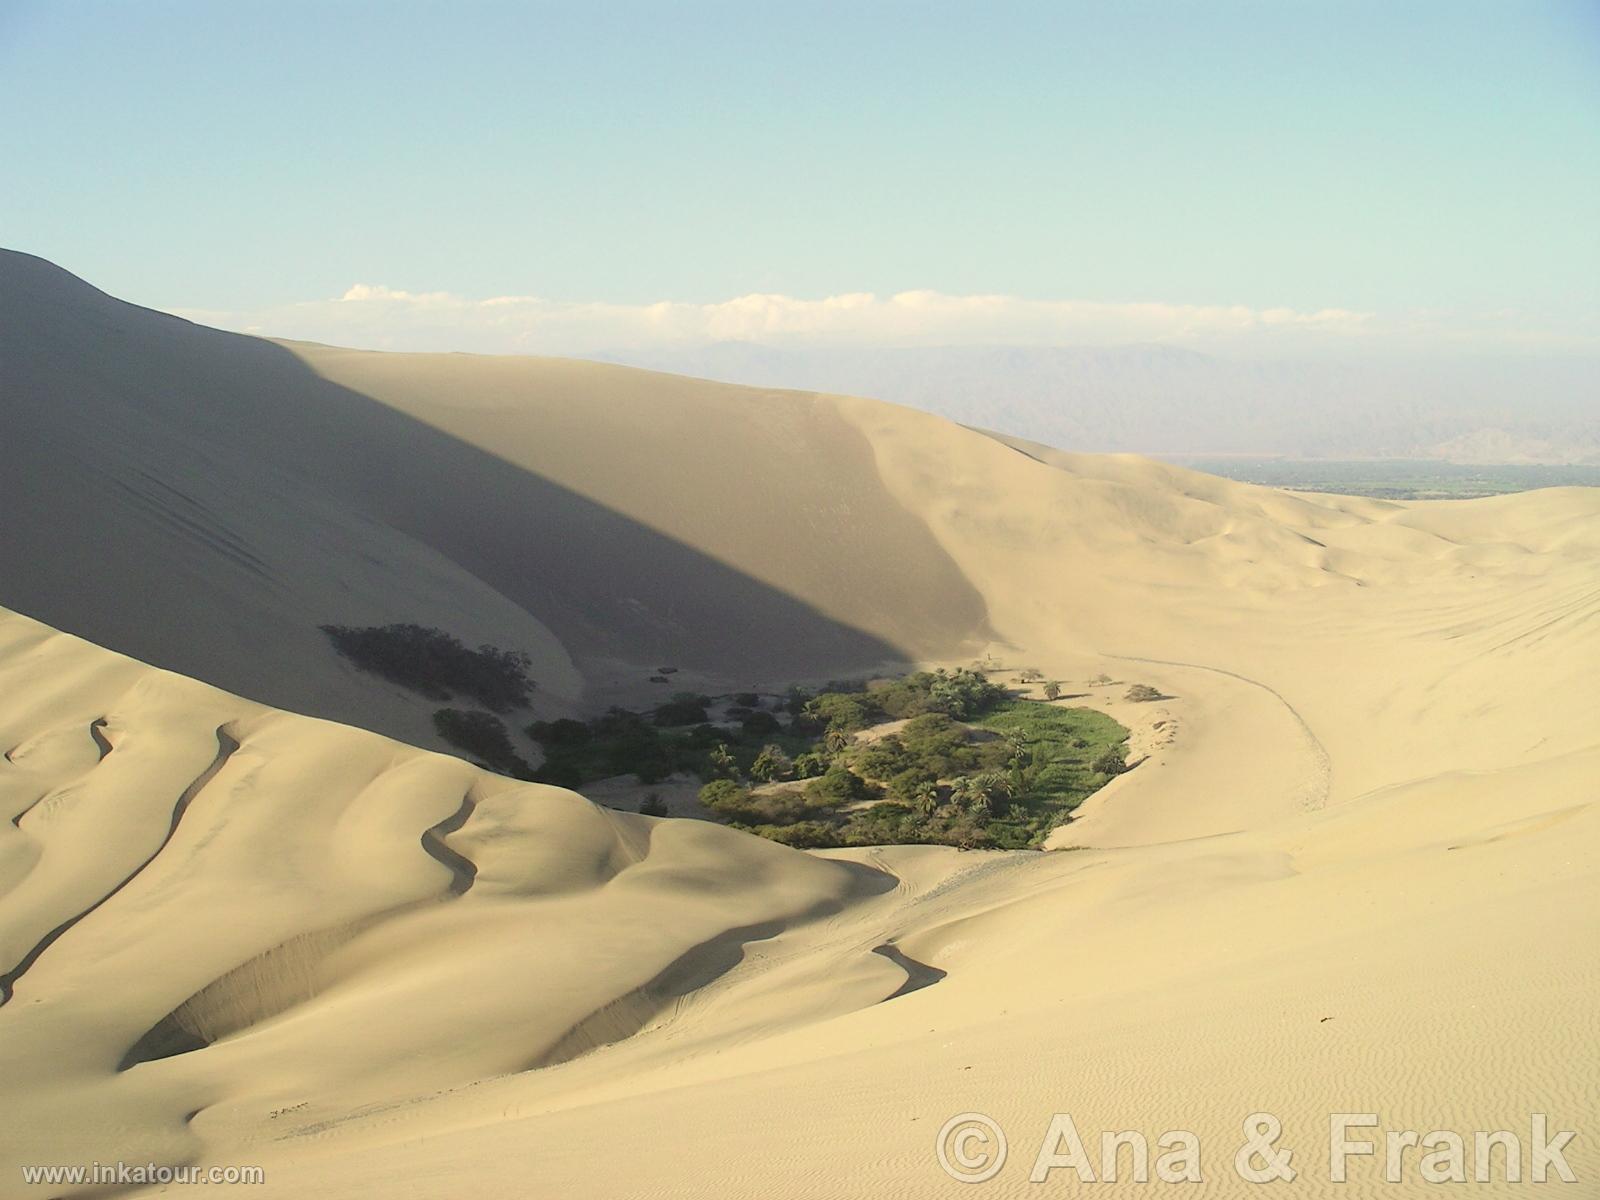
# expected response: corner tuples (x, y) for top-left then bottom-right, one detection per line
(789, 668), (1009, 737)
(529, 706), (726, 786)
(322, 623), (535, 712)
(518, 669), (1129, 851)
(691, 683), (1129, 851)
(432, 709), (535, 779)
(653, 693), (712, 726)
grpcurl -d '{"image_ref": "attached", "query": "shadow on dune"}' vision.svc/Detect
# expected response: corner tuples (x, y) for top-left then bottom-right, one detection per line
(530, 861), (904, 1071)
(0, 724), (240, 1007)
(0, 251), (981, 731)
(872, 941), (947, 1000)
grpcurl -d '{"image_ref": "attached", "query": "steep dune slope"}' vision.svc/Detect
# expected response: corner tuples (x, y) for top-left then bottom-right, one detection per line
(279, 339), (990, 669)
(0, 250), (987, 752)
(836, 407), (1600, 813)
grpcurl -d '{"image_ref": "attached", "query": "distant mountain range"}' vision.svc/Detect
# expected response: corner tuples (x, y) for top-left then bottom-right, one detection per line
(600, 343), (1600, 465)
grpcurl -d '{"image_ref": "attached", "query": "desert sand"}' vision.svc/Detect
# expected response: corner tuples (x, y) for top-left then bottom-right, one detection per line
(0, 252), (1595, 1196)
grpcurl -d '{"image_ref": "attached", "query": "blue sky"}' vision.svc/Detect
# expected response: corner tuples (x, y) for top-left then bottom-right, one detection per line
(2, 1), (1597, 354)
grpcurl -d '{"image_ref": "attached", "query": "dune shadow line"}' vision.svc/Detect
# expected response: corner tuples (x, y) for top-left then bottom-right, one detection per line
(0, 249), (976, 713)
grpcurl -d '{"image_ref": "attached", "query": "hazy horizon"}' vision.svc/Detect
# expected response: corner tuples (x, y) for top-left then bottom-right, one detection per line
(18, 241), (1593, 465)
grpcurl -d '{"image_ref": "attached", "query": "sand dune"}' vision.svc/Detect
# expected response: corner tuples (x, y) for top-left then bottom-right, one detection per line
(1, 254), (1596, 1195)
(0, 607), (908, 1178)
(1, 603), (1592, 1197)
(1, 249), (988, 754)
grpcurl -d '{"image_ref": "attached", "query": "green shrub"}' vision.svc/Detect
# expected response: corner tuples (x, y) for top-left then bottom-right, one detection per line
(1092, 748), (1127, 775)
(703, 742), (740, 780)
(900, 714), (981, 775)
(750, 743), (794, 782)
(790, 751), (828, 779)
(842, 797), (1004, 849)
(432, 708), (534, 778)
(751, 821), (841, 849)
(528, 706), (703, 786)
(743, 789), (813, 824)
(1125, 684), (1162, 702)
(842, 802), (930, 846)
(741, 710), (782, 737)
(699, 781), (814, 826)
(929, 668), (1008, 718)
(527, 717), (591, 746)
(532, 761), (584, 789)
(848, 734), (910, 782)
(940, 813), (999, 850)
(598, 720), (668, 778)
(655, 695), (711, 726)
(323, 623), (535, 711)
(800, 692), (878, 734)
(900, 712), (960, 744)
(698, 779), (749, 811)
(590, 707), (646, 736)
(733, 692), (760, 707)
(872, 668), (1004, 721)
(805, 766), (873, 808)
(885, 766), (940, 804)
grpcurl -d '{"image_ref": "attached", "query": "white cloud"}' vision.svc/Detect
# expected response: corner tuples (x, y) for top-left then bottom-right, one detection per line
(338, 284), (465, 308)
(170, 286), (1589, 358)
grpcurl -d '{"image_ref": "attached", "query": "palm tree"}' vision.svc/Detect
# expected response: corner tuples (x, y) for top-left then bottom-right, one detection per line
(969, 770), (1014, 816)
(948, 776), (979, 810)
(707, 742), (738, 779)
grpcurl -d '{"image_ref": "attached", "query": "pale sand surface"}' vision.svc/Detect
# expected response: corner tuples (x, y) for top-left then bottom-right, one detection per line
(1, 253), (1597, 1195)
